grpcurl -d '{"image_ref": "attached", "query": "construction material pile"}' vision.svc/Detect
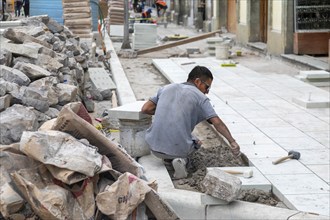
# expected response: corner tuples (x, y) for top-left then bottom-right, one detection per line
(0, 16), (178, 219)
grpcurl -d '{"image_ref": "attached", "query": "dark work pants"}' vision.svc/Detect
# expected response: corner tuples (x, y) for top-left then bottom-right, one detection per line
(24, 3), (29, 17)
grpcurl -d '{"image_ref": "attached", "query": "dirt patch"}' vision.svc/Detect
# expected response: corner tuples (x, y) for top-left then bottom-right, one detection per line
(168, 122), (280, 207)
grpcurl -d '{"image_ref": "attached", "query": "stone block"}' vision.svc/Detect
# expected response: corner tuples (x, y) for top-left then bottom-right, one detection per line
(201, 167), (242, 202)
(299, 70), (330, 79)
(0, 65), (31, 86)
(108, 101), (150, 120)
(88, 68), (116, 100)
(292, 96), (330, 108)
(1, 42), (42, 59)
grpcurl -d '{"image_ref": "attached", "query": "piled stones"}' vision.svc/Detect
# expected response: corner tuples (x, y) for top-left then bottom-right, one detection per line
(0, 15), (108, 145)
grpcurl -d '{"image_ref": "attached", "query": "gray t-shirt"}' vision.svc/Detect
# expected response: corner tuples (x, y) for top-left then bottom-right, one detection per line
(145, 82), (217, 158)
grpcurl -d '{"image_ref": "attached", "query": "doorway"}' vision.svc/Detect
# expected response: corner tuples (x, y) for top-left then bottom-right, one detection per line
(260, 0), (268, 42)
(227, 0), (237, 33)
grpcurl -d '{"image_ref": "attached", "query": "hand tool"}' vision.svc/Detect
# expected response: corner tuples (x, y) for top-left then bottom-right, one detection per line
(224, 169), (253, 178)
(272, 150), (301, 165)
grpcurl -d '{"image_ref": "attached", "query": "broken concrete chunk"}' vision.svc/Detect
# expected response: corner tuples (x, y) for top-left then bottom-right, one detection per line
(0, 49), (13, 66)
(0, 65), (31, 86)
(201, 167), (242, 202)
(46, 18), (64, 34)
(1, 42), (42, 59)
(0, 183), (24, 217)
(13, 62), (54, 80)
(0, 104), (38, 144)
(2, 28), (51, 48)
(55, 83), (78, 105)
(0, 94), (12, 112)
(36, 54), (63, 73)
(11, 86), (50, 112)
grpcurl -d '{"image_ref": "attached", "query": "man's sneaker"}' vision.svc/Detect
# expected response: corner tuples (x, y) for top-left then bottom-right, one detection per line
(172, 158), (188, 179)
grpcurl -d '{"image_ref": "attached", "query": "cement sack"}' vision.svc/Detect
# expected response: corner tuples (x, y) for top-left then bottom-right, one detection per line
(96, 172), (152, 220)
(0, 149), (39, 217)
(20, 130), (103, 177)
(46, 155), (113, 185)
(11, 165), (87, 220)
(52, 102), (143, 177)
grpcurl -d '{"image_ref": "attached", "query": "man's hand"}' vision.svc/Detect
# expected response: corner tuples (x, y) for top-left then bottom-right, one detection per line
(230, 141), (241, 156)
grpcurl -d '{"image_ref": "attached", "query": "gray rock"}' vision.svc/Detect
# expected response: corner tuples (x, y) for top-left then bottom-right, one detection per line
(0, 104), (38, 144)
(13, 62), (54, 80)
(11, 86), (50, 112)
(2, 28), (51, 48)
(35, 54), (63, 73)
(29, 77), (59, 106)
(52, 41), (65, 52)
(13, 56), (37, 66)
(62, 26), (74, 38)
(0, 65), (31, 86)
(44, 107), (60, 118)
(0, 79), (20, 95)
(1, 42), (42, 59)
(46, 18), (64, 34)
(55, 83), (78, 105)
(80, 42), (90, 53)
(201, 167), (242, 203)
(0, 50), (12, 66)
(0, 94), (12, 112)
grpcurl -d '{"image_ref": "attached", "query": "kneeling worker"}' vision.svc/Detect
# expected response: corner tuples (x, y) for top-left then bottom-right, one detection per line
(141, 8), (152, 23)
(141, 66), (241, 179)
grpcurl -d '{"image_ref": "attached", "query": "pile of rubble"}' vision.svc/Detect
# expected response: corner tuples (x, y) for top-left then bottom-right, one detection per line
(0, 16), (178, 219)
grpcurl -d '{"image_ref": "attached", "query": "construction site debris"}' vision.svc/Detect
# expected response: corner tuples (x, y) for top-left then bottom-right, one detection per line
(201, 167), (242, 202)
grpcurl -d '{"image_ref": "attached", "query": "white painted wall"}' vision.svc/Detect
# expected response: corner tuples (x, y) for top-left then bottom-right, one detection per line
(239, 0), (247, 25)
(271, 0), (282, 31)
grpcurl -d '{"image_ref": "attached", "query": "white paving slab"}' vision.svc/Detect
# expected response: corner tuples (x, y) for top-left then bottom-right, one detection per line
(250, 158), (312, 175)
(283, 194), (330, 216)
(152, 57), (330, 216)
(306, 165), (330, 184)
(108, 100), (149, 120)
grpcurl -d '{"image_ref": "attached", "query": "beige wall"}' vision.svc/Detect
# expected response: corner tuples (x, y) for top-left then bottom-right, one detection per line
(271, 0), (282, 32)
(239, 0), (247, 25)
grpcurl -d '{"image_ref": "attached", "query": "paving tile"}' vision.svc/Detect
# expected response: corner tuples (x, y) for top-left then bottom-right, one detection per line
(232, 132), (275, 145)
(226, 122), (259, 134)
(306, 165), (330, 184)
(238, 109), (276, 119)
(248, 118), (291, 128)
(266, 174), (329, 196)
(250, 158), (312, 175)
(297, 149), (330, 165)
(289, 120), (329, 133)
(283, 194), (330, 216)
(272, 137), (327, 150)
(240, 143), (288, 159)
(261, 127), (307, 138)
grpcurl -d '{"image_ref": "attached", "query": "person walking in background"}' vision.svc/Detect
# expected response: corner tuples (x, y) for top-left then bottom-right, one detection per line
(14, 0), (22, 17)
(155, 0), (167, 17)
(23, 0), (29, 17)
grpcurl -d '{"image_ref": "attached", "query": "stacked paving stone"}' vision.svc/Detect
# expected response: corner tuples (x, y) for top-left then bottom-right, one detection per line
(62, 0), (93, 38)
(108, 0), (125, 25)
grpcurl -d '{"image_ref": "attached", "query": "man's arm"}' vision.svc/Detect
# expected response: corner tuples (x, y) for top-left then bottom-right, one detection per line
(141, 100), (156, 115)
(208, 116), (240, 156)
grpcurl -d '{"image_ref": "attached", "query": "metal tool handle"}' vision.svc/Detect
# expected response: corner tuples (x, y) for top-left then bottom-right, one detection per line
(224, 170), (243, 175)
(272, 155), (292, 165)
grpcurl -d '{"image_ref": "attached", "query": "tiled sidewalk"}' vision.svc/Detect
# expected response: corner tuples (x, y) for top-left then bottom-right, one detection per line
(153, 57), (330, 216)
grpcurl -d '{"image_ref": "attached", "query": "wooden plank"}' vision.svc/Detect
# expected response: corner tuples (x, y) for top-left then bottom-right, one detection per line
(137, 30), (222, 55)
(294, 32), (330, 55)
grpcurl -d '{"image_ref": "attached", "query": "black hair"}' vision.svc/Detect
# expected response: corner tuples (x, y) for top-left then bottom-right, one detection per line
(187, 65), (213, 82)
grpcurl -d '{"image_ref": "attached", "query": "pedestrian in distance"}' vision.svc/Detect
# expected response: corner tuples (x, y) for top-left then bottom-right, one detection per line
(23, 0), (29, 17)
(154, 0), (167, 17)
(14, 0), (22, 17)
(140, 8), (152, 23)
(141, 66), (241, 179)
